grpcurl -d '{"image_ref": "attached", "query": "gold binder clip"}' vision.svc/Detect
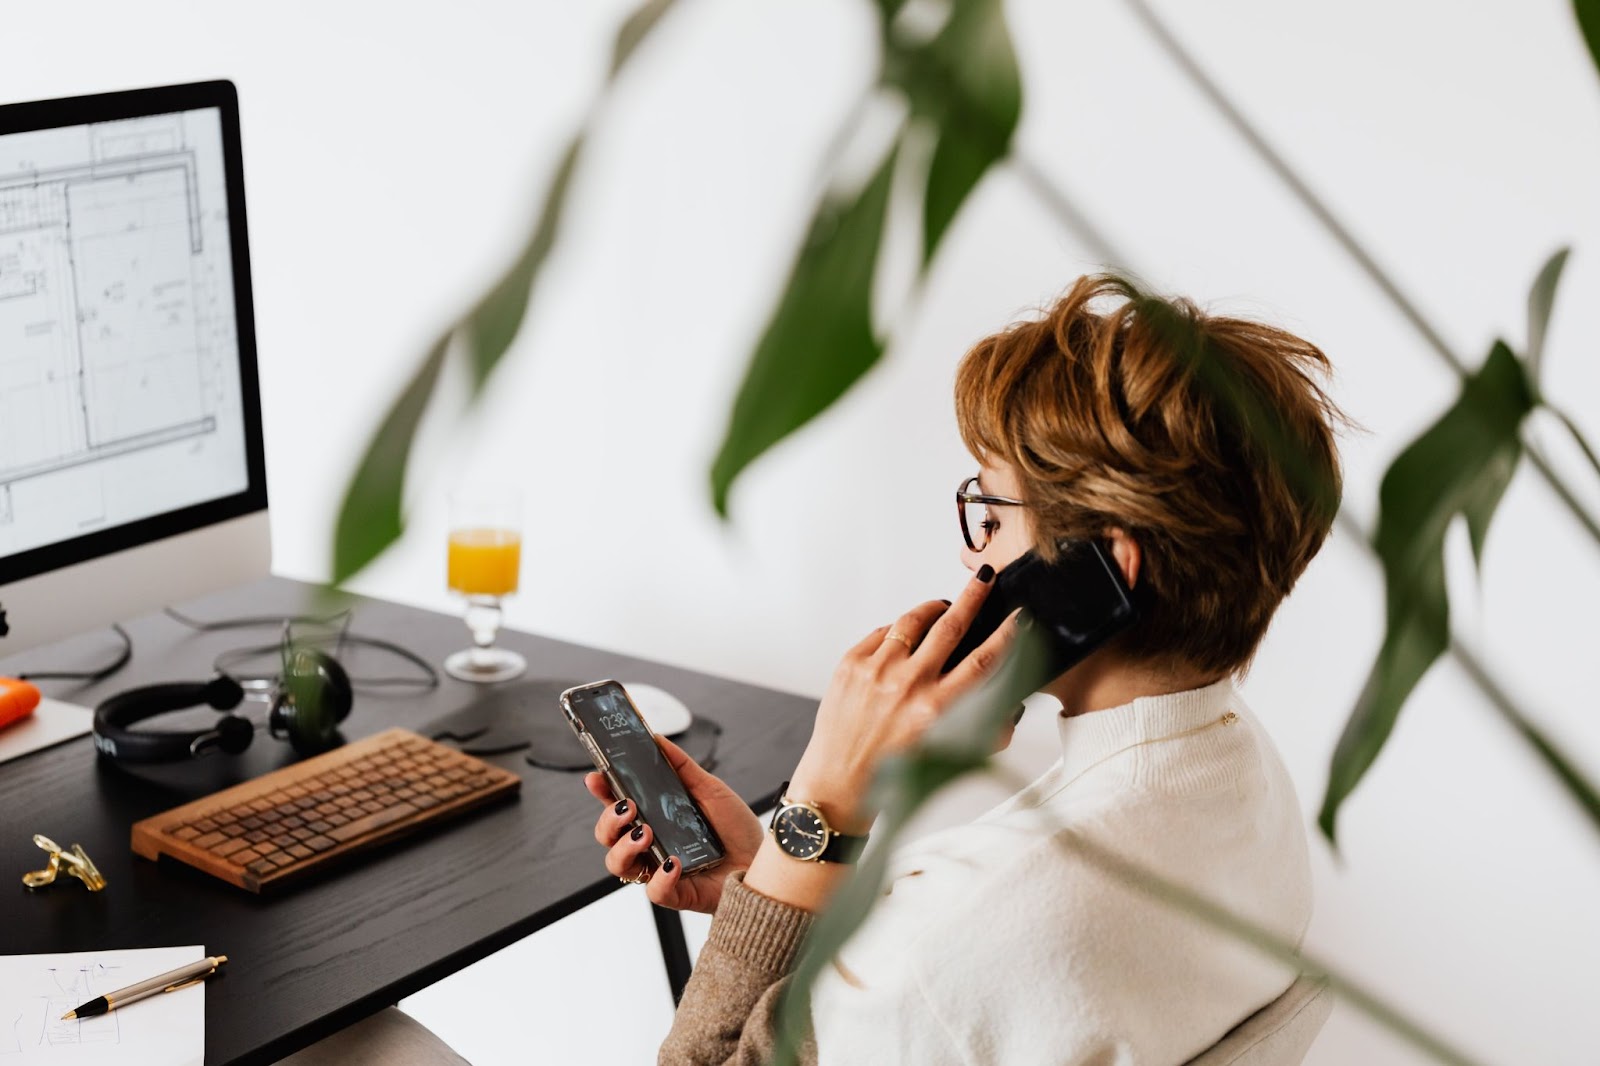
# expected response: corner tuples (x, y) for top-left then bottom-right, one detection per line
(22, 834), (107, 892)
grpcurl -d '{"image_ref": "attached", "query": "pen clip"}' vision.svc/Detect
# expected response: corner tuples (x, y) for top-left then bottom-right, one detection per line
(164, 977), (206, 993)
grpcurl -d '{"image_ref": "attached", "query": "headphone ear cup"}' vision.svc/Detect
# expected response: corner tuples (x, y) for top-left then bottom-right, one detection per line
(214, 714), (255, 755)
(317, 650), (354, 724)
(275, 647), (351, 756)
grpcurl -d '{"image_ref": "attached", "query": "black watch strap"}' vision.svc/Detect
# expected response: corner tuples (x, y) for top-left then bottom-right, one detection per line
(819, 831), (869, 864)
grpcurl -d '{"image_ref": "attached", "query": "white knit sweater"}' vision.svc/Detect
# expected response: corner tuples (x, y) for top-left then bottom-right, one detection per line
(808, 678), (1314, 1064)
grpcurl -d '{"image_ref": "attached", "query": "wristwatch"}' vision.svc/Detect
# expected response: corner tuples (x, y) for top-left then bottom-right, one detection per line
(768, 781), (870, 864)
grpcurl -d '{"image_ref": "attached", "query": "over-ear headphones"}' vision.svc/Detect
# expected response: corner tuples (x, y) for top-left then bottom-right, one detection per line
(92, 647), (353, 764)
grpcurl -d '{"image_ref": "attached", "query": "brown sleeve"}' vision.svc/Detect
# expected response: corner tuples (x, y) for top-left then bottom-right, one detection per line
(658, 873), (819, 1066)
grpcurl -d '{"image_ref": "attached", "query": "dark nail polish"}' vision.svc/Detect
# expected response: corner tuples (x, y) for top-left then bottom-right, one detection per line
(662, 857), (676, 873)
(977, 564), (995, 583)
(940, 599), (952, 606)
(630, 824), (645, 841)
(1017, 612), (1033, 631)
(614, 800), (629, 815)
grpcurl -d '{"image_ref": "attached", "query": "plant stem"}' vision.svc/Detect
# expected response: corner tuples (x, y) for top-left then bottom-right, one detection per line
(1548, 407), (1600, 486)
(1008, 155), (1130, 271)
(1120, 0), (1600, 547)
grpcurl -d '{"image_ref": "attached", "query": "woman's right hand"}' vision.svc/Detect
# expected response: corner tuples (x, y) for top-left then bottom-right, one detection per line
(586, 735), (765, 915)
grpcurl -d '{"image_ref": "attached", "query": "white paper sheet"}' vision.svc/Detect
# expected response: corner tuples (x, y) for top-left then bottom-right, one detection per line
(0, 946), (205, 1065)
(0, 699), (92, 767)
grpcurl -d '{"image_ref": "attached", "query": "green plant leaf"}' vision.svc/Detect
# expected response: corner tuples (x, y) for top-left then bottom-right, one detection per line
(883, 0), (1021, 264)
(708, 143), (900, 517)
(1461, 436), (1519, 568)
(331, 335), (450, 584)
(461, 139), (583, 388)
(330, 137), (582, 584)
(1525, 246), (1569, 383)
(330, 1), (670, 584)
(610, 0), (677, 76)
(1576, 0), (1600, 88)
(1318, 341), (1536, 848)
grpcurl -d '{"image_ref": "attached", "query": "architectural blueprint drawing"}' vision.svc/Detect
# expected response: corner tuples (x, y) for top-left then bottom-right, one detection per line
(0, 108), (250, 562)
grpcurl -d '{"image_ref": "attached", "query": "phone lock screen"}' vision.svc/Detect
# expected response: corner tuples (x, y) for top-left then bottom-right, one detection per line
(567, 683), (723, 871)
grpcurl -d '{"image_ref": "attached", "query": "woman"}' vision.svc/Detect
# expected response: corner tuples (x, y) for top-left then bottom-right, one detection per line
(589, 273), (1344, 1064)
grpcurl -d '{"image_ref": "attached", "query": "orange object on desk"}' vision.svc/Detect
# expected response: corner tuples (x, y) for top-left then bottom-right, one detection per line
(0, 678), (42, 730)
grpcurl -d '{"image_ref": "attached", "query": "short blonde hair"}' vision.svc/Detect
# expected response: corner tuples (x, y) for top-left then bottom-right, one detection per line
(954, 274), (1345, 676)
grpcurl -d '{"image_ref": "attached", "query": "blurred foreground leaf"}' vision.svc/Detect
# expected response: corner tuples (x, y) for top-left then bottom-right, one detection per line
(1318, 342), (1535, 848)
(1577, 0), (1600, 87)
(880, 0), (1021, 264)
(711, 0), (1021, 514)
(611, 0), (676, 75)
(1523, 246), (1568, 381)
(1524, 246), (1600, 483)
(332, 335), (450, 583)
(330, 2), (677, 583)
(709, 145), (899, 517)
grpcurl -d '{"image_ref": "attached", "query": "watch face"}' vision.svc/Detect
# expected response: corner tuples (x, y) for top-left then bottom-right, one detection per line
(774, 804), (827, 861)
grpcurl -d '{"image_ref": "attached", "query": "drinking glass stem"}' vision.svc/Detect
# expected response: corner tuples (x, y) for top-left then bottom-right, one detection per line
(464, 597), (502, 659)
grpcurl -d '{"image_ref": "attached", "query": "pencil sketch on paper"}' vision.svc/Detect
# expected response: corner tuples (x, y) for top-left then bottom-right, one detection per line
(0, 962), (123, 1055)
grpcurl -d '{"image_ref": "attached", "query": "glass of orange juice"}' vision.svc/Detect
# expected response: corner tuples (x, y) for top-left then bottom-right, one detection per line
(443, 491), (526, 682)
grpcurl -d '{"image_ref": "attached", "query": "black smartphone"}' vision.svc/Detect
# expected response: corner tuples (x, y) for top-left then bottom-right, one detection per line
(560, 680), (725, 875)
(941, 540), (1140, 690)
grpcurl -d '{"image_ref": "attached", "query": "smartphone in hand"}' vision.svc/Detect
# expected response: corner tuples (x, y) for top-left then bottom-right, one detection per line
(941, 540), (1139, 690)
(561, 680), (725, 875)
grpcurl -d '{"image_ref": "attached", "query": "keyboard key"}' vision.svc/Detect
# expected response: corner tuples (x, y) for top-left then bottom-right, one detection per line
(327, 802), (418, 843)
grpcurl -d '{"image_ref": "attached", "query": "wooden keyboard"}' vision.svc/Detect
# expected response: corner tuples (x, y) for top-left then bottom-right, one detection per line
(131, 728), (521, 892)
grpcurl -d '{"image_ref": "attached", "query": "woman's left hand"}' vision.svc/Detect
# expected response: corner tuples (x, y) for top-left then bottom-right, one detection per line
(786, 566), (1020, 834)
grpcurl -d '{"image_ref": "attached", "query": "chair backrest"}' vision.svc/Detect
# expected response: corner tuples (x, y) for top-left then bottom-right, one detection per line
(1182, 976), (1334, 1066)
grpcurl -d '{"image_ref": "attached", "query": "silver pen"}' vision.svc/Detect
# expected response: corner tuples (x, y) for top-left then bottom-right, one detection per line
(61, 954), (228, 1019)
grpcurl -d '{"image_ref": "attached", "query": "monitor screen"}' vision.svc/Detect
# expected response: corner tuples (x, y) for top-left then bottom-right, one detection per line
(0, 83), (266, 587)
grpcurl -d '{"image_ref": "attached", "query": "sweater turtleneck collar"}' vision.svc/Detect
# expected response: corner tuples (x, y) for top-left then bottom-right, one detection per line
(1054, 676), (1240, 788)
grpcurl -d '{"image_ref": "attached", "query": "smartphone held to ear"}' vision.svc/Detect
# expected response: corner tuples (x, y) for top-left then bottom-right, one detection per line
(941, 540), (1140, 690)
(561, 680), (725, 875)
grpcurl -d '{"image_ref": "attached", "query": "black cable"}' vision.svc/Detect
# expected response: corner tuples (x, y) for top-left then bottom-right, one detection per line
(212, 634), (439, 692)
(14, 624), (134, 684)
(162, 606), (353, 632)
(165, 608), (440, 692)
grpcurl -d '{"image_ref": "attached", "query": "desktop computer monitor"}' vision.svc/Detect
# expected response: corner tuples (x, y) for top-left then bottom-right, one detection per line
(0, 81), (270, 654)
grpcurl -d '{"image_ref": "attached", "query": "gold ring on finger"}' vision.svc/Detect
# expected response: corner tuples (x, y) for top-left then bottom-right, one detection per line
(619, 867), (649, 885)
(884, 628), (915, 652)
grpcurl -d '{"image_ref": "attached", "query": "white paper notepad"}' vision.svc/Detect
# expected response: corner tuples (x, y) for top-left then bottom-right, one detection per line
(0, 945), (205, 1065)
(0, 698), (93, 766)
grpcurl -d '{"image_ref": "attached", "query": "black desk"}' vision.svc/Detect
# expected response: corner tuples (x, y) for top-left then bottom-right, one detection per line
(0, 578), (815, 1065)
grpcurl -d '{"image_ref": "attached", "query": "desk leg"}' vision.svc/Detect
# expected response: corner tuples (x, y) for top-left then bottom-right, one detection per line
(651, 903), (693, 1006)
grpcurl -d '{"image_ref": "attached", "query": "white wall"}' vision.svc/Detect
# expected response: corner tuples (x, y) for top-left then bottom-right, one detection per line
(8, 2), (1599, 1063)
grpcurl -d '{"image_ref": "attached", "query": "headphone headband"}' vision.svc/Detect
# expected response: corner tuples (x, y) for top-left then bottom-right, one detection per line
(92, 676), (246, 763)
(92, 650), (352, 765)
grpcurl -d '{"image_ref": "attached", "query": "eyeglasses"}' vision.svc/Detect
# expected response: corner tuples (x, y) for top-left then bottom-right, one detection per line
(956, 475), (1026, 553)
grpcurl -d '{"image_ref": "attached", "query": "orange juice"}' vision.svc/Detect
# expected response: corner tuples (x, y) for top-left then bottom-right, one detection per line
(448, 528), (521, 596)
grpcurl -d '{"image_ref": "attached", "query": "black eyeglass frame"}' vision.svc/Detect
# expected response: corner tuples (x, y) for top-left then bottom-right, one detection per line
(956, 475), (1026, 552)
